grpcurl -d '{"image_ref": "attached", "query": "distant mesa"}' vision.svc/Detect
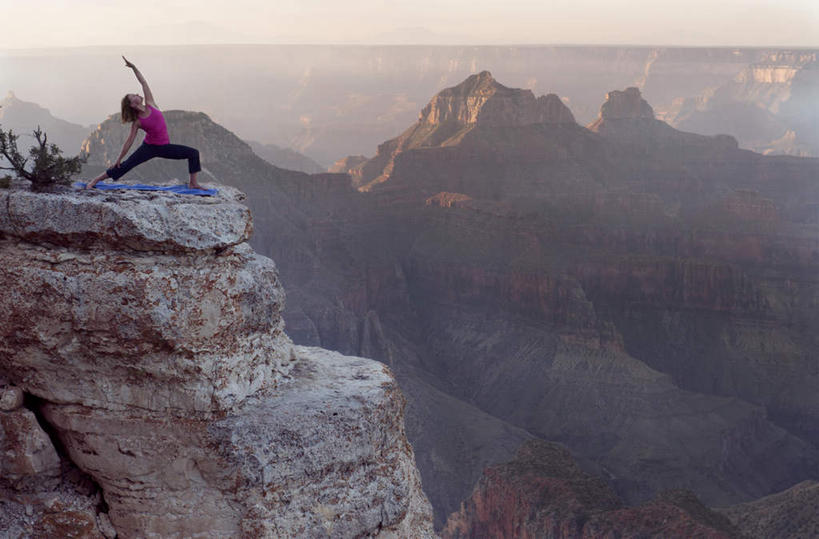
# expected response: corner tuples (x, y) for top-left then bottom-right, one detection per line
(588, 86), (740, 152)
(587, 86), (655, 132)
(601, 87), (655, 120)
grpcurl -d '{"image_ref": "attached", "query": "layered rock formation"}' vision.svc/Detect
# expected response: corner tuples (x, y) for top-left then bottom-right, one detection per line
(664, 52), (819, 156)
(449, 441), (819, 539)
(0, 185), (434, 537)
(0, 376), (109, 538)
(346, 71), (577, 191)
(74, 84), (819, 532)
(442, 440), (742, 538)
(417, 71), (575, 128)
(265, 76), (819, 528)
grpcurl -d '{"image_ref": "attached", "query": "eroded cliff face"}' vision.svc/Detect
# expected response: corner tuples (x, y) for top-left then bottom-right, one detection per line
(249, 77), (819, 527)
(441, 440), (742, 539)
(665, 52), (819, 156)
(73, 85), (819, 530)
(0, 185), (433, 537)
(418, 71), (576, 128)
(350, 71), (577, 191)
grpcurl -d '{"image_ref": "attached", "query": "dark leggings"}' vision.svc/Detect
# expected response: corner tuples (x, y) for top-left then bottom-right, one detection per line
(107, 142), (201, 180)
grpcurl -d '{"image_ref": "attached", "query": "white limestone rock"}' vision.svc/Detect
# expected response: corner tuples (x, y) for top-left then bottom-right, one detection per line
(0, 186), (434, 537)
(43, 346), (434, 538)
(0, 185), (252, 252)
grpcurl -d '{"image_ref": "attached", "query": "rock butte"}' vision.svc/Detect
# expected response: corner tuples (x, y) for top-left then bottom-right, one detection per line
(0, 184), (434, 537)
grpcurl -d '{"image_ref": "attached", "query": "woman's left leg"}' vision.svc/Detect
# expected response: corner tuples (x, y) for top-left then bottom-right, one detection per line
(155, 144), (202, 188)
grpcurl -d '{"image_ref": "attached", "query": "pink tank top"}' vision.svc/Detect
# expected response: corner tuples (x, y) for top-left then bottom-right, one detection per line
(138, 105), (170, 145)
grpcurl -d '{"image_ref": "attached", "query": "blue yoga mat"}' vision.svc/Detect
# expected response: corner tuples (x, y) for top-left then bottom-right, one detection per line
(75, 182), (218, 196)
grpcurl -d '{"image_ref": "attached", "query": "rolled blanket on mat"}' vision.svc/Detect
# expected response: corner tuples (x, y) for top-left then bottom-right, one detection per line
(75, 182), (218, 196)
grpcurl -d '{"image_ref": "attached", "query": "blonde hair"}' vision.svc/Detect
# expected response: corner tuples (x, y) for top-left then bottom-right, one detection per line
(120, 95), (139, 123)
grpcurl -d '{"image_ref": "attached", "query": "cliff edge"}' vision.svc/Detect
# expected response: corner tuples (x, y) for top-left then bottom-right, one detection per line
(0, 184), (434, 538)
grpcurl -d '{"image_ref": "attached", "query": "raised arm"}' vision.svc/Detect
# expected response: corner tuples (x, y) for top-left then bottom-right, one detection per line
(122, 56), (157, 107)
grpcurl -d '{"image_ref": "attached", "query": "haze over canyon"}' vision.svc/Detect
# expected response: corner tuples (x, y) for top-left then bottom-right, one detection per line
(2, 44), (819, 537)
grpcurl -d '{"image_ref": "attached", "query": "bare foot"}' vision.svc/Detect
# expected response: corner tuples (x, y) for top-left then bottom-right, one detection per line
(189, 182), (204, 190)
(84, 181), (98, 190)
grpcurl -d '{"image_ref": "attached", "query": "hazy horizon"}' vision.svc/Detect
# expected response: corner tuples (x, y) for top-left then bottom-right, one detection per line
(4, 42), (819, 52)
(1, 0), (817, 49)
(3, 44), (816, 168)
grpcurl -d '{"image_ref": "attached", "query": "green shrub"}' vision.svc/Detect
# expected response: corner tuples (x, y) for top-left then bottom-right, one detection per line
(0, 124), (86, 191)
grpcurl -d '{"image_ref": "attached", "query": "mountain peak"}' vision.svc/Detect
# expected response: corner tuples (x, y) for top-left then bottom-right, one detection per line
(461, 70), (497, 89)
(587, 86), (658, 134)
(419, 71), (574, 128)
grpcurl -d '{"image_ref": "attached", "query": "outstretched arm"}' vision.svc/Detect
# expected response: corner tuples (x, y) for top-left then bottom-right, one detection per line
(122, 56), (157, 107)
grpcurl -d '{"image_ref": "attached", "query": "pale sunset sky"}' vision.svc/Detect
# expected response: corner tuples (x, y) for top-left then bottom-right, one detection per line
(0, 0), (817, 49)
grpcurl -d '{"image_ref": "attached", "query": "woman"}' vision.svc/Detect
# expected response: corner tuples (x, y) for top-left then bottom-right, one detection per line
(86, 56), (203, 190)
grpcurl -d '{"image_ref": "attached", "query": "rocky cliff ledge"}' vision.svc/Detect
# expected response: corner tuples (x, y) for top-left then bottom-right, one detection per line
(0, 185), (433, 538)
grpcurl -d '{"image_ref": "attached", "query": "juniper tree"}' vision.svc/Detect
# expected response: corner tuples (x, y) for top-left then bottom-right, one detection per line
(0, 124), (86, 191)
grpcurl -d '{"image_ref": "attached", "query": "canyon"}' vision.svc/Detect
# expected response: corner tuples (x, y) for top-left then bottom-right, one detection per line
(71, 69), (819, 536)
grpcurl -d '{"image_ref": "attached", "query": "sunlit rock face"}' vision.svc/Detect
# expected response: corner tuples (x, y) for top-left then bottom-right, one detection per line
(0, 185), (434, 538)
(349, 71), (577, 190)
(419, 70), (576, 127)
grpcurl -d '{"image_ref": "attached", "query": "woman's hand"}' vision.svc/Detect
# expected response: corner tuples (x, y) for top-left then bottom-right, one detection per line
(122, 55), (136, 69)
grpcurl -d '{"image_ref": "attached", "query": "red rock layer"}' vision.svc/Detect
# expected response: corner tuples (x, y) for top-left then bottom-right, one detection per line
(442, 440), (740, 539)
